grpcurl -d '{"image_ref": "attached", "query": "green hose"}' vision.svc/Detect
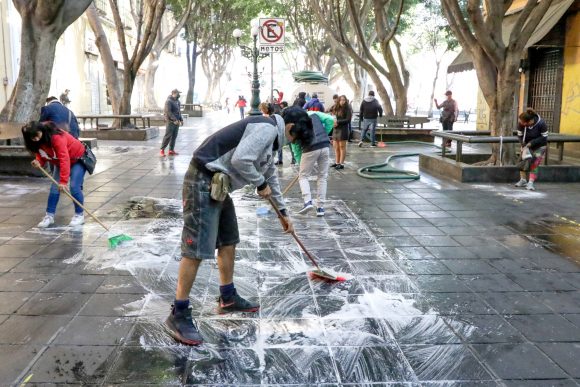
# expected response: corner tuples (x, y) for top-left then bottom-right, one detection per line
(356, 141), (442, 180)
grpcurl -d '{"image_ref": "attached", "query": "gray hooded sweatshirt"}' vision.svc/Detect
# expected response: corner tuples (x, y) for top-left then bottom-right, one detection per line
(192, 114), (287, 210)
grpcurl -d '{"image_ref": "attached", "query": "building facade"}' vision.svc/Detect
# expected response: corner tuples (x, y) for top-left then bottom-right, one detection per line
(0, 1), (187, 116)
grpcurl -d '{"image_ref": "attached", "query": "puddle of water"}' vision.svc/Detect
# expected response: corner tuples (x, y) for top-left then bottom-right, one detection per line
(506, 217), (580, 263)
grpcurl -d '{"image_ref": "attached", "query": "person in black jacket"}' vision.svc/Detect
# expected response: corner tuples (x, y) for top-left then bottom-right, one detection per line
(331, 95), (352, 170)
(292, 92), (306, 109)
(160, 89), (183, 157)
(358, 91), (383, 147)
(514, 108), (548, 191)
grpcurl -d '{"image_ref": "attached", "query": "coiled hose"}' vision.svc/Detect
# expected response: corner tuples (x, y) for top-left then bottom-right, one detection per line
(356, 141), (442, 180)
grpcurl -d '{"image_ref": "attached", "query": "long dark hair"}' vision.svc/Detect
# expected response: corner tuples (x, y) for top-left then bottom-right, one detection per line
(335, 95), (351, 117)
(282, 106), (314, 146)
(21, 121), (63, 153)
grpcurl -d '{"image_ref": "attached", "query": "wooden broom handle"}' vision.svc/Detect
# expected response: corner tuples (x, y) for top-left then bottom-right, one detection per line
(37, 165), (110, 231)
(267, 196), (321, 270)
(282, 174), (299, 196)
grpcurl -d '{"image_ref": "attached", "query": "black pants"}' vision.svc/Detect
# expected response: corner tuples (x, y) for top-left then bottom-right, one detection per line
(161, 122), (180, 151)
(442, 120), (454, 146)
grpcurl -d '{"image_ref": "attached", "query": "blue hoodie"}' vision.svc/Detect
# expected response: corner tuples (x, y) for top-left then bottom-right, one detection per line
(303, 98), (325, 112)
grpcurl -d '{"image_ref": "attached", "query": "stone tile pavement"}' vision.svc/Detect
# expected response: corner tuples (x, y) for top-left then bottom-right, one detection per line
(0, 111), (579, 385)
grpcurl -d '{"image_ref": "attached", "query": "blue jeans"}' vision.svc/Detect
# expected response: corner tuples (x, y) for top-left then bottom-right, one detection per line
(46, 162), (86, 215)
(361, 118), (377, 144)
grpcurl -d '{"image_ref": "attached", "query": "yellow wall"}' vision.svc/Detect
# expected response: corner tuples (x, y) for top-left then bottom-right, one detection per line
(560, 11), (580, 136)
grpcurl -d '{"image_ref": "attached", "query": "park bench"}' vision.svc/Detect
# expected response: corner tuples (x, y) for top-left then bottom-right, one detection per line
(181, 103), (203, 117)
(76, 114), (153, 130)
(433, 131), (580, 164)
(376, 116), (430, 128)
(374, 127), (437, 143)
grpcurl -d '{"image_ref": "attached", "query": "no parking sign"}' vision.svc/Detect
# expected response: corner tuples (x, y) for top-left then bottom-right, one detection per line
(259, 18), (285, 53)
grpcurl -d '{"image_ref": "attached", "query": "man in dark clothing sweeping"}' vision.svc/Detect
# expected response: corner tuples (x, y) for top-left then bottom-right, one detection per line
(358, 91), (383, 147)
(160, 89), (183, 157)
(165, 114), (295, 345)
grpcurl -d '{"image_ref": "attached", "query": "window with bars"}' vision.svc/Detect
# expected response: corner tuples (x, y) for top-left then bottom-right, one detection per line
(527, 48), (564, 133)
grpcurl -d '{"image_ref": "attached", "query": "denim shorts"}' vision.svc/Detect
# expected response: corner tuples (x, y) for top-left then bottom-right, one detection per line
(181, 163), (239, 260)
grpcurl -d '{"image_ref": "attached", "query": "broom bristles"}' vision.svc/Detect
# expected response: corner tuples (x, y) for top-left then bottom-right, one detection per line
(108, 233), (133, 248)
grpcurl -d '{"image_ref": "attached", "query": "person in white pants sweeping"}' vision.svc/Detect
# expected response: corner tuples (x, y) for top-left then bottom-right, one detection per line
(282, 107), (335, 217)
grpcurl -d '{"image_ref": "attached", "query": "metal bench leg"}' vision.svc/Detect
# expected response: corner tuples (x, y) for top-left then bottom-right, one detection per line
(456, 142), (462, 162)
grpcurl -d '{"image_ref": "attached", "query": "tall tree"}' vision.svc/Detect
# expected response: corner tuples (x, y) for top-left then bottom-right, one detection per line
(311, 0), (395, 115)
(144, 0), (194, 109)
(441, 0), (554, 164)
(190, 0), (269, 105)
(346, 0), (409, 116)
(86, 3), (121, 114)
(406, 0), (458, 117)
(183, 22), (204, 105)
(109, 0), (166, 126)
(272, 0), (334, 73)
(329, 40), (368, 100)
(0, 0), (93, 122)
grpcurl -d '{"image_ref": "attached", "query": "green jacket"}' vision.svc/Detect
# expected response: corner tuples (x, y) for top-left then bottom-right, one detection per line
(290, 111), (335, 164)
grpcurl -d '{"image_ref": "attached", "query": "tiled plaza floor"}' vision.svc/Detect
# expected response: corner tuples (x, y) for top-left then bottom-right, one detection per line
(0, 112), (579, 386)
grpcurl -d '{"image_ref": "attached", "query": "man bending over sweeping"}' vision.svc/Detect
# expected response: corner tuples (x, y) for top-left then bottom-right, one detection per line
(166, 113), (296, 345)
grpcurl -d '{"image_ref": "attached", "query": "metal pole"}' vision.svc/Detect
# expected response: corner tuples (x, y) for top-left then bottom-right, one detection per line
(270, 53), (273, 104)
(249, 34), (261, 115)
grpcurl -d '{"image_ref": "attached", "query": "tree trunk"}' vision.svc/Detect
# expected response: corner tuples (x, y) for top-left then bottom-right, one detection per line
(143, 0), (193, 110)
(118, 72), (136, 126)
(86, 3), (120, 114)
(0, 0), (93, 123)
(144, 48), (161, 109)
(382, 39), (408, 116)
(185, 41), (198, 105)
(109, 0), (166, 127)
(428, 59), (441, 118)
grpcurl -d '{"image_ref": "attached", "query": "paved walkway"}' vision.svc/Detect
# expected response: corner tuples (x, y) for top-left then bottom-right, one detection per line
(0, 112), (579, 386)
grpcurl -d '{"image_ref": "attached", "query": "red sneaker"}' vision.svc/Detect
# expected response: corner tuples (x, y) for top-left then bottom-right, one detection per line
(168, 150), (179, 156)
(159, 149), (166, 157)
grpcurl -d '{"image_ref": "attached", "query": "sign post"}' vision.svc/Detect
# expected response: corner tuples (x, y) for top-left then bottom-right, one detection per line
(259, 18), (285, 103)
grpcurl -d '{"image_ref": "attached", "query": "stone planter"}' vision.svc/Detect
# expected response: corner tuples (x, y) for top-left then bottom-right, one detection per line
(419, 153), (580, 182)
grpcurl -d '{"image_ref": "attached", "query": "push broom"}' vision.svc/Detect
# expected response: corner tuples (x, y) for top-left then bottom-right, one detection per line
(38, 166), (132, 248)
(267, 197), (345, 282)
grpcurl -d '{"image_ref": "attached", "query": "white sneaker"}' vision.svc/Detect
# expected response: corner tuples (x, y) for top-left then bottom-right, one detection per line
(514, 179), (527, 187)
(37, 214), (55, 228)
(526, 181), (535, 191)
(69, 214), (85, 226)
(298, 201), (314, 215)
(358, 141), (363, 148)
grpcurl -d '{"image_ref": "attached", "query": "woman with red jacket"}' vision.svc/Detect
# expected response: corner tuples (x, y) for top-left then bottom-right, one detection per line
(22, 121), (87, 228)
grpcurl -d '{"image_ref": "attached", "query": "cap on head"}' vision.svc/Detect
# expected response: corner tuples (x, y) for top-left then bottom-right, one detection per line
(368, 90), (375, 96)
(445, 90), (452, 96)
(172, 88), (181, 94)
